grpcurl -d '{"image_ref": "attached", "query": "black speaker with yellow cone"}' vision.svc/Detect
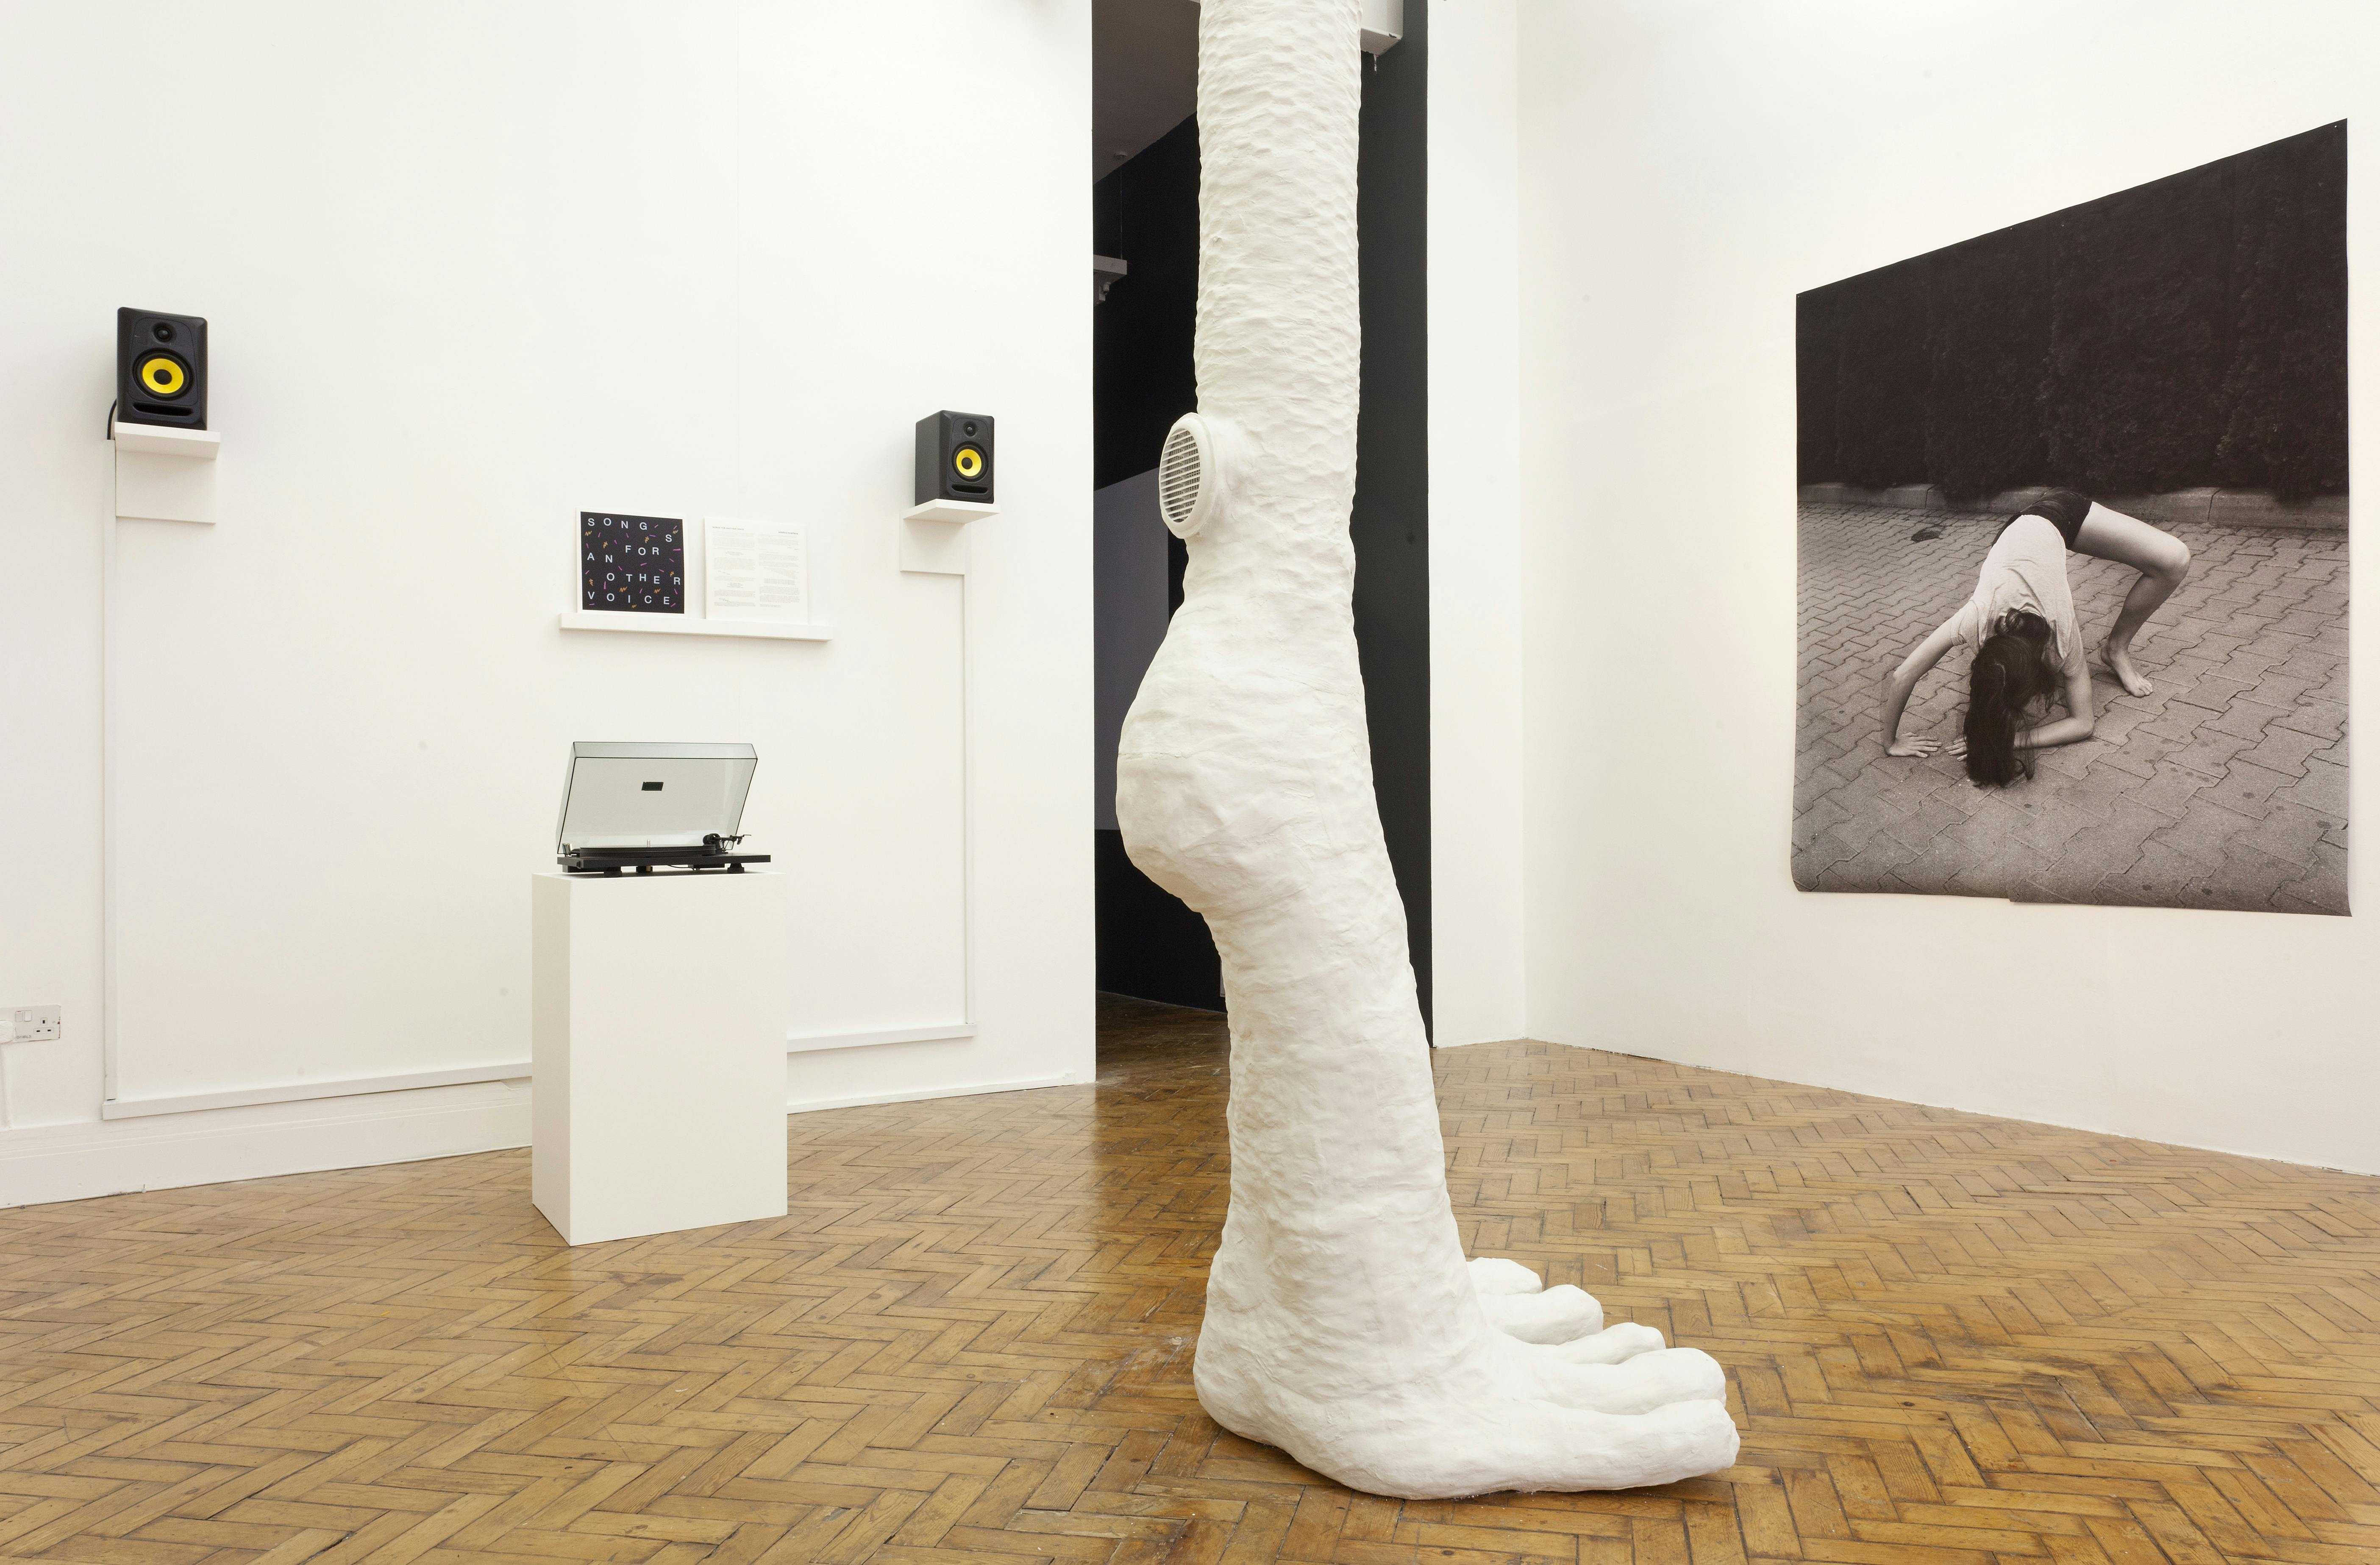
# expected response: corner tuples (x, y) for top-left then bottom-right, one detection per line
(117, 307), (208, 430)
(915, 410), (994, 505)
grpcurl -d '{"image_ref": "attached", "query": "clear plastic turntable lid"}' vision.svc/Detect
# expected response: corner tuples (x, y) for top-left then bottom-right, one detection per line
(556, 741), (758, 850)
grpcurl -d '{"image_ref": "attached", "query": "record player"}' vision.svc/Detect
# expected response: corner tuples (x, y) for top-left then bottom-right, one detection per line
(556, 741), (772, 874)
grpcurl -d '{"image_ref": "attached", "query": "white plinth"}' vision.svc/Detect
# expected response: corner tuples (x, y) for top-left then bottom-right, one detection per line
(531, 869), (789, 1245)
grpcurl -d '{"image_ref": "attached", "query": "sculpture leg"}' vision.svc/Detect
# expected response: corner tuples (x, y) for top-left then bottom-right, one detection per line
(1112, 0), (1740, 1500)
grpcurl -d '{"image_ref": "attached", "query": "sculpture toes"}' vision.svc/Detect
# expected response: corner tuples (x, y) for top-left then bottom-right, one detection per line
(1532, 1346), (1729, 1417)
(1479, 1283), (1605, 1343)
(1529, 1396), (1739, 1491)
(1538, 1321), (1668, 1366)
(1468, 1256), (1544, 1297)
(1362, 1397), (1742, 1498)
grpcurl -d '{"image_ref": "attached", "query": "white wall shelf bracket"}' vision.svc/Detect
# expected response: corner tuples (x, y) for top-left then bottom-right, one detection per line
(901, 498), (996, 576)
(865, 495), (988, 1056)
(112, 417), (219, 524)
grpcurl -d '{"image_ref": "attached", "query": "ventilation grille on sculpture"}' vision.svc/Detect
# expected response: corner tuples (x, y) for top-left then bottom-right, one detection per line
(1158, 422), (1205, 534)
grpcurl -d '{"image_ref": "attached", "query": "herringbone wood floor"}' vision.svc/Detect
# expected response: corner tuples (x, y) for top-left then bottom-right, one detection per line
(1, 998), (2375, 1565)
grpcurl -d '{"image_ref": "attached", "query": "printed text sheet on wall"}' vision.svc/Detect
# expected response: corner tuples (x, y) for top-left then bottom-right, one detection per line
(705, 517), (810, 624)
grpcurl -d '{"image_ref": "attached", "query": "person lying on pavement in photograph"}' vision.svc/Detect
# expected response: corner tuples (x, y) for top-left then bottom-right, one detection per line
(1879, 489), (2192, 786)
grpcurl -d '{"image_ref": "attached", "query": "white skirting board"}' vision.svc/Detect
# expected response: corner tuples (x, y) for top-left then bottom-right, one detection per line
(101, 1061), (532, 1120)
(0, 1079), (532, 1209)
(0, 1068), (1079, 1210)
(787, 1022), (974, 1053)
(97, 1023), (973, 1118)
(788, 1072), (1076, 1115)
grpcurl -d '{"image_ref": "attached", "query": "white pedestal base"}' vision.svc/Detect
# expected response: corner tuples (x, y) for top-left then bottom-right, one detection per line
(531, 870), (789, 1245)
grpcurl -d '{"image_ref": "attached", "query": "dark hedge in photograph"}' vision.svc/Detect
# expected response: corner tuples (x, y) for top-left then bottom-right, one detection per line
(1799, 122), (2346, 501)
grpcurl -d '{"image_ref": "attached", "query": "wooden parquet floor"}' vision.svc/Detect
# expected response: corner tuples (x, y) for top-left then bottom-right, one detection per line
(0, 997), (2376, 1565)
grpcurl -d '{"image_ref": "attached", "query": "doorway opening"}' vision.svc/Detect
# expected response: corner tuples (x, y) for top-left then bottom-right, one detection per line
(1089, 2), (1432, 1033)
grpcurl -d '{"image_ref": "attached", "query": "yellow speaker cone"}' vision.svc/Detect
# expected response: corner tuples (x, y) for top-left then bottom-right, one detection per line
(953, 446), (983, 479)
(139, 355), (186, 396)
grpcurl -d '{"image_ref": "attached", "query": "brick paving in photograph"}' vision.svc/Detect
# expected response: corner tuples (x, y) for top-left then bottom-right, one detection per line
(1795, 501), (2349, 913)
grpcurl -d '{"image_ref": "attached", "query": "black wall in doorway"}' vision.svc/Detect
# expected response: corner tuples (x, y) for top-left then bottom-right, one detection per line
(1091, 12), (1431, 1029)
(1095, 116), (1201, 492)
(1095, 115), (1220, 1013)
(1354, 6), (1432, 1031)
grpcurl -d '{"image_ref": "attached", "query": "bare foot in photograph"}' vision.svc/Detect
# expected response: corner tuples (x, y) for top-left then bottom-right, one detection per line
(2101, 638), (2154, 696)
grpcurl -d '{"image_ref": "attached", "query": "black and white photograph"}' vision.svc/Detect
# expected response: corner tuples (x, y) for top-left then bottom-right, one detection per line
(1795, 123), (2349, 914)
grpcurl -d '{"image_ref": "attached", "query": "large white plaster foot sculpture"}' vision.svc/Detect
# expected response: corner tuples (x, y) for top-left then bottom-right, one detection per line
(1112, 0), (1740, 1499)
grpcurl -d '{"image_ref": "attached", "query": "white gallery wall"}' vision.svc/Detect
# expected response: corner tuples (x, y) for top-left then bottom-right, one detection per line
(1514, 0), (2377, 1174)
(0, 1), (1093, 1203)
(1426, 0), (1529, 1047)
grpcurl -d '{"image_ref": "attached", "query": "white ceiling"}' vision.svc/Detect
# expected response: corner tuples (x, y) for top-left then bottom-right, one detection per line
(1093, 0), (1198, 180)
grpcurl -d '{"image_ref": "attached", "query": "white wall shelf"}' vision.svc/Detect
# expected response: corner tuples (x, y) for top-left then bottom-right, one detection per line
(904, 498), (998, 525)
(112, 420), (220, 459)
(558, 610), (833, 641)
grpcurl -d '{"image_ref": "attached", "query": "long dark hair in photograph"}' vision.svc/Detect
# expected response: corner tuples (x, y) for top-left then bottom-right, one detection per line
(1963, 610), (2060, 786)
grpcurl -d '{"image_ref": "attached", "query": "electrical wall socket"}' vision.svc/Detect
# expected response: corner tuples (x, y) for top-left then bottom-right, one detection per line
(10, 1007), (60, 1043)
